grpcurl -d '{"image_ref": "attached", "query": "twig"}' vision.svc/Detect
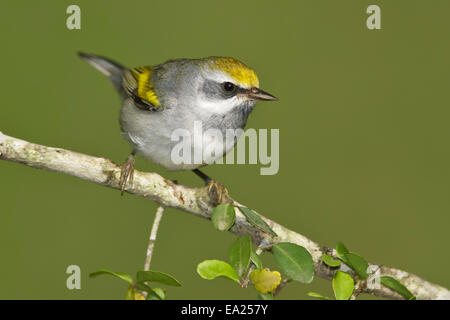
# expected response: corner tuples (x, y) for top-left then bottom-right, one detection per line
(1, 131), (449, 300)
(144, 206), (165, 271)
(241, 242), (268, 288)
(350, 279), (364, 300)
(273, 279), (292, 297)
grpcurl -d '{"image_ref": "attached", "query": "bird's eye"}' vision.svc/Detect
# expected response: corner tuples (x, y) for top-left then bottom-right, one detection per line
(222, 82), (236, 92)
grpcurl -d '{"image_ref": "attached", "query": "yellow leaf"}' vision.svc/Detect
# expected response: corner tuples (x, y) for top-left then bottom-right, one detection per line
(250, 268), (281, 294)
(125, 285), (134, 300)
(134, 292), (146, 300)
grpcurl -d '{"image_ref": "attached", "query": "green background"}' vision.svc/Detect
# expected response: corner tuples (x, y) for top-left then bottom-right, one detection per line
(1, 1), (449, 299)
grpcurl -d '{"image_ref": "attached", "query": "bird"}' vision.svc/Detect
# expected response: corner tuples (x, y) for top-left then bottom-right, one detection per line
(78, 53), (278, 194)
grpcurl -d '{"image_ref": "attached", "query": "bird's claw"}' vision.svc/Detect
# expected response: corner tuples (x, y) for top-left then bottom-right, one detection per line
(207, 180), (231, 206)
(119, 154), (135, 195)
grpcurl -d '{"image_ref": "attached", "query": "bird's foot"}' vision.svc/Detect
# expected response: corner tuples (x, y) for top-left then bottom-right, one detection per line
(192, 169), (231, 205)
(119, 154), (135, 195)
(207, 180), (231, 206)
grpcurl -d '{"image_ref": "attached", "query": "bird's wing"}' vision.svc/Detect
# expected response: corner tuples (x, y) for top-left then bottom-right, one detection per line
(122, 66), (162, 111)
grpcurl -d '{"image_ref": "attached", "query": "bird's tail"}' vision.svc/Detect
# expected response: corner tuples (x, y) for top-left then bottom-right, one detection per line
(78, 52), (126, 96)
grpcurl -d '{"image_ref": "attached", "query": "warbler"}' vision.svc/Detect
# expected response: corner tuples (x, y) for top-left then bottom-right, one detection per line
(78, 53), (278, 192)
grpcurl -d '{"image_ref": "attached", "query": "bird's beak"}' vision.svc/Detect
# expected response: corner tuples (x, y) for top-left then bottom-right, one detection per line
(246, 87), (278, 101)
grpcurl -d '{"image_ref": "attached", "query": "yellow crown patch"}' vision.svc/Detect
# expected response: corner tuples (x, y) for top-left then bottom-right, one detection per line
(207, 57), (259, 88)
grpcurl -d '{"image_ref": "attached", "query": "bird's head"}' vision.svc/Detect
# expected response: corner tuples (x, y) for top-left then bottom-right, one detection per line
(195, 57), (278, 114)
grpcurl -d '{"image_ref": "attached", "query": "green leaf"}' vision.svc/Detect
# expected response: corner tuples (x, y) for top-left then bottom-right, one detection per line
(250, 251), (263, 270)
(308, 292), (333, 300)
(229, 235), (252, 279)
(322, 254), (341, 267)
(136, 283), (166, 300)
(136, 270), (181, 287)
(197, 260), (240, 283)
(336, 242), (349, 262)
(332, 271), (354, 300)
(211, 204), (235, 231)
(343, 253), (369, 279)
(151, 287), (166, 300)
(89, 269), (133, 284)
(238, 207), (277, 237)
(379, 276), (415, 300)
(272, 242), (315, 284)
(135, 282), (163, 300)
(257, 292), (274, 300)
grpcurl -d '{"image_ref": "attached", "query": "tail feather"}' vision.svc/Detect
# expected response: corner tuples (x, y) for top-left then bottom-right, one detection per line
(78, 52), (126, 96)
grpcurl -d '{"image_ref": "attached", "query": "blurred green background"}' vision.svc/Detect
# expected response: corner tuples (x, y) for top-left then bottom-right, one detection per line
(1, 0), (449, 299)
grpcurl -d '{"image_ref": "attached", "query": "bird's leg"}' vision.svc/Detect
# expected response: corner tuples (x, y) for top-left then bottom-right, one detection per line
(192, 168), (212, 184)
(119, 151), (135, 195)
(192, 169), (230, 205)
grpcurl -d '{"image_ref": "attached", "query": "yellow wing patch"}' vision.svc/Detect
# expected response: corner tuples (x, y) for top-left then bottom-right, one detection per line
(207, 57), (259, 88)
(126, 66), (161, 107)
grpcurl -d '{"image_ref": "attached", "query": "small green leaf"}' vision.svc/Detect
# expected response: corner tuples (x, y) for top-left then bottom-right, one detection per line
(197, 260), (240, 283)
(379, 276), (415, 300)
(322, 254), (341, 267)
(211, 204), (235, 231)
(343, 253), (369, 279)
(332, 271), (354, 300)
(89, 269), (133, 284)
(229, 235), (252, 279)
(136, 283), (166, 300)
(308, 292), (333, 300)
(238, 207), (277, 237)
(250, 251), (263, 270)
(336, 242), (349, 261)
(152, 287), (166, 300)
(257, 292), (274, 300)
(135, 283), (161, 300)
(136, 270), (181, 287)
(272, 242), (315, 284)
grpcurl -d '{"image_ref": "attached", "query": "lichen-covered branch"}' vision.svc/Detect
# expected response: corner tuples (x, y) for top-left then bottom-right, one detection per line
(0, 131), (449, 300)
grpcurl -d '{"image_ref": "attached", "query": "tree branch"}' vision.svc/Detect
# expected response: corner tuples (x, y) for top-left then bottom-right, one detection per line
(1, 131), (449, 300)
